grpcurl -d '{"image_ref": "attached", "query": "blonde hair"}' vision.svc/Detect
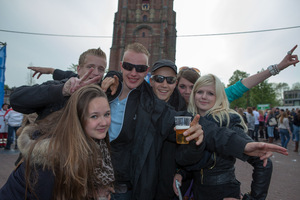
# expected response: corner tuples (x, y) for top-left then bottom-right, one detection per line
(280, 111), (288, 123)
(188, 74), (247, 131)
(123, 42), (150, 60)
(78, 47), (107, 66)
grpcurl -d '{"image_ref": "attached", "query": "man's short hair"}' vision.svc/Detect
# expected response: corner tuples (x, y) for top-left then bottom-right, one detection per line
(124, 42), (150, 58)
(78, 47), (106, 66)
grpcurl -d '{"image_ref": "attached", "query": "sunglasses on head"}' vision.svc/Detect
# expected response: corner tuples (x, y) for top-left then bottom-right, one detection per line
(179, 66), (200, 74)
(151, 75), (177, 84)
(122, 62), (148, 73)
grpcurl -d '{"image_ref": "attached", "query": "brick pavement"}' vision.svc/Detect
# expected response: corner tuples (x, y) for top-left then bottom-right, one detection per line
(1, 139), (299, 199)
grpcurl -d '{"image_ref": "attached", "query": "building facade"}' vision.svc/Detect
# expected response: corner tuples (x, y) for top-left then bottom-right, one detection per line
(109, 0), (177, 71)
(283, 90), (300, 106)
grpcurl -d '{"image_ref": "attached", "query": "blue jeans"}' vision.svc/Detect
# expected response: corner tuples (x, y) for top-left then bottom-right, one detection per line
(292, 125), (300, 142)
(279, 129), (290, 148)
(5, 125), (20, 149)
(267, 126), (274, 138)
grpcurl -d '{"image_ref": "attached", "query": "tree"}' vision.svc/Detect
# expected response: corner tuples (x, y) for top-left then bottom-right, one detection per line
(292, 82), (300, 90)
(228, 69), (279, 109)
(26, 62), (36, 86)
(273, 82), (290, 105)
(67, 64), (77, 73)
(227, 70), (250, 109)
(250, 80), (279, 107)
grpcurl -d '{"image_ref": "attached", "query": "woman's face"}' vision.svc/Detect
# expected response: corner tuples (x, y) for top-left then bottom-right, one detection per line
(177, 77), (194, 104)
(194, 84), (216, 116)
(85, 97), (111, 140)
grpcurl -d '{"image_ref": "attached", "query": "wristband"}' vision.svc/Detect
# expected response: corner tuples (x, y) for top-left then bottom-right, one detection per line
(268, 64), (280, 76)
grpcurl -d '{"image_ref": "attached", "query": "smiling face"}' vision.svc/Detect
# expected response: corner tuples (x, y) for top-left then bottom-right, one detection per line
(84, 97), (111, 140)
(194, 84), (216, 116)
(77, 54), (107, 81)
(120, 50), (149, 93)
(150, 67), (177, 102)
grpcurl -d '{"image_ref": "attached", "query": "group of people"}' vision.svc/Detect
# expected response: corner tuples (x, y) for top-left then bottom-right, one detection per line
(239, 106), (300, 151)
(0, 43), (298, 200)
(0, 103), (24, 150)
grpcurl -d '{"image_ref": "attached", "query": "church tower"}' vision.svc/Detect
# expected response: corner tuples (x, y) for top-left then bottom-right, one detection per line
(109, 0), (177, 71)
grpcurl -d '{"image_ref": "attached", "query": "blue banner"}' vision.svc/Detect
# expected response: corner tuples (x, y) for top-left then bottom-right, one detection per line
(0, 44), (6, 107)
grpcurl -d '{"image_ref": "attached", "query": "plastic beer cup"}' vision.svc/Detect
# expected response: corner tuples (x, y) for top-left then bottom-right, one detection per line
(175, 116), (192, 144)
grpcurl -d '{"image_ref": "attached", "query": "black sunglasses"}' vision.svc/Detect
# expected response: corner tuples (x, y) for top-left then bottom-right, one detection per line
(151, 75), (177, 84)
(122, 62), (148, 73)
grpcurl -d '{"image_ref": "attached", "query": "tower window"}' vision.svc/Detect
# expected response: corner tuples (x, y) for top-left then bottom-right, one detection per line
(143, 15), (147, 22)
(142, 32), (146, 37)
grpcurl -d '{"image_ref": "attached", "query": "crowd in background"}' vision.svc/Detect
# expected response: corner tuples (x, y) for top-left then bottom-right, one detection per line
(236, 106), (300, 151)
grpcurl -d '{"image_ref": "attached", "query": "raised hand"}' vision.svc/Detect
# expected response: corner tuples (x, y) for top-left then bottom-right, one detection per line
(28, 66), (55, 79)
(62, 69), (102, 96)
(184, 114), (203, 145)
(277, 45), (299, 70)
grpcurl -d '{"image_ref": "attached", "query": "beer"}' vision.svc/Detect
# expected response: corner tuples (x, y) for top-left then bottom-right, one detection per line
(176, 125), (189, 144)
(175, 116), (191, 144)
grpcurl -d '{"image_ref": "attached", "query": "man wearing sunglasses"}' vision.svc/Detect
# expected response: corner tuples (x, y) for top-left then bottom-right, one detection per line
(149, 59), (192, 200)
(106, 46), (284, 200)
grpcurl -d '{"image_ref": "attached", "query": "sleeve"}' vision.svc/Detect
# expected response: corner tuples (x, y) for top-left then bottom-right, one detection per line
(246, 157), (273, 200)
(200, 117), (252, 161)
(176, 140), (206, 166)
(53, 69), (77, 81)
(225, 79), (249, 103)
(9, 80), (66, 114)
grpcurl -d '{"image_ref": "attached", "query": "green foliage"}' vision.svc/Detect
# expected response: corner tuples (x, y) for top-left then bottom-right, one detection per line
(228, 69), (280, 109)
(292, 82), (300, 90)
(228, 70), (250, 109)
(67, 64), (78, 73)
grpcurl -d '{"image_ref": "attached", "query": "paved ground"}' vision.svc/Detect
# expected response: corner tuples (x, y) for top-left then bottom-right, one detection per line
(1, 139), (300, 199)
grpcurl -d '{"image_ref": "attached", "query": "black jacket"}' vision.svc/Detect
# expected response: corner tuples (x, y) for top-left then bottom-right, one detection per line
(10, 79), (69, 120)
(176, 114), (272, 200)
(106, 71), (252, 200)
(155, 88), (189, 200)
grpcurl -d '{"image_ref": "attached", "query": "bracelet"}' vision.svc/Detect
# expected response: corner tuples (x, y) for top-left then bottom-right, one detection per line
(268, 64), (280, 76)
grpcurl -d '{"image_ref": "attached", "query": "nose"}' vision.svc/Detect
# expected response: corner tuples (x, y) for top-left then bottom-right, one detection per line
(186, 87), (192, 95)
(161, 79), (168, 87)
(130, 68), (138, 76)
(98, 116), (108, 126)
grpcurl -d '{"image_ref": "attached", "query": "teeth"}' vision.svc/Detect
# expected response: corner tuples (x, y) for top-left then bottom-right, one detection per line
(159, 90), (168, 93)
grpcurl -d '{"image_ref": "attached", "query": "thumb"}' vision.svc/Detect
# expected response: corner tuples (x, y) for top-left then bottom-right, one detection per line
(190, 114), (200, 126)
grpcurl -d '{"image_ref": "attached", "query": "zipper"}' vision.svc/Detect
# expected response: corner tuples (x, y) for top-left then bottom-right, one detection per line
(201, 169), (203, 184)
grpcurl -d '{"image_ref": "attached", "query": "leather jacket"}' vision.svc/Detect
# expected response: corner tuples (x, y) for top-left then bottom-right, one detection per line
(177, 113), (272, 200)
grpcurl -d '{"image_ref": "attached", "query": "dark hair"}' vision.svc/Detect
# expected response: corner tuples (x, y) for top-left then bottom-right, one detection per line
(2, 103), (9, 108)
(177, 68), (200, 85)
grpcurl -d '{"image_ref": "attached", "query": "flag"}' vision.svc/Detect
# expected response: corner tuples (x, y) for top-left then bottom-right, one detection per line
(0, 43), (7, 107)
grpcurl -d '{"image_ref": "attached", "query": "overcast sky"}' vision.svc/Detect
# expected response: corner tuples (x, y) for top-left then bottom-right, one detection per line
(1, 0), (300, 88)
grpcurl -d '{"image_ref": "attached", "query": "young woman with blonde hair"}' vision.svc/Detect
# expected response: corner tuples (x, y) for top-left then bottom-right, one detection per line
(175, 74), (273, 200)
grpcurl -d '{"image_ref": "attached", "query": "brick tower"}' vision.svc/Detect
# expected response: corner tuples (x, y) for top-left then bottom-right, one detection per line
(109, 0), (177, 71)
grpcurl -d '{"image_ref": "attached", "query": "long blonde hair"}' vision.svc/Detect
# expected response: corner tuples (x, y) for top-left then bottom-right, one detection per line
(280, 111), (288, 123)
(188, 74), (247, 131)
(25, 84), (111, 200)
